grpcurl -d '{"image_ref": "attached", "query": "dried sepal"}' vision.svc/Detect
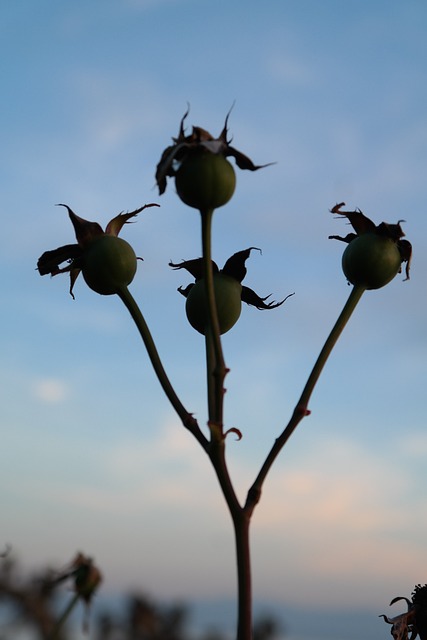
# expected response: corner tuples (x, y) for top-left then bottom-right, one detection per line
(380, 585), (427, 640)
(379, 609), (417, 640)
(155, 107), (273, 195)
(241, 286), (293, 310)
(37, 244), (82, 276)
(38, 203), (157, 297)
(105, 203), (159, 236)
(171, 248), (292, 311)
(222, 247), (262, 283)
(177, 283), (194, 298)
(329, 202), (412, 281)
(330, 202), (376, 238)
(169, 258), (219, 281)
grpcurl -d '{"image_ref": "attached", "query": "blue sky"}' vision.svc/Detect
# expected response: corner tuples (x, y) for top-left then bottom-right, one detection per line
(1, 1), (427, 637)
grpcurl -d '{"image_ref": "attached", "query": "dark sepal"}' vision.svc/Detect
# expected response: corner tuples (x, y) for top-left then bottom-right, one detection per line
(241, 285), (294, 310)
(330, 203), (377, 235)
(222, 247), (261, 283)
(177, 283), (194, 298)
(37, 244), (82, 276)
(169, 258), (219, 281)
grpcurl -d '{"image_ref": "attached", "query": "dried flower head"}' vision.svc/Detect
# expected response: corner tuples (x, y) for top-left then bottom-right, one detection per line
(329, 202), (412, 289)
(170, 247), (293, 334)
(155, 108), (272, 210)
(37, 203), (158, 297)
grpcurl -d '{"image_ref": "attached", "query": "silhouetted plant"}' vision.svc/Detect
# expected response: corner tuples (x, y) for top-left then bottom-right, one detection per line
(37, 108), (413, 640)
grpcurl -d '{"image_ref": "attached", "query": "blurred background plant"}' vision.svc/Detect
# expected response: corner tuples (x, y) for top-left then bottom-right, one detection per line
(0, 555), (283, 640)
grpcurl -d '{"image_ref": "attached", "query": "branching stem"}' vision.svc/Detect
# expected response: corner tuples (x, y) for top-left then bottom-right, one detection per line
(199, 208), (250, 640)
(119, 235), (365, 640)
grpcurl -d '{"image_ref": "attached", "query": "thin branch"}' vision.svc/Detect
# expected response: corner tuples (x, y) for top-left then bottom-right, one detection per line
(116, 285), (209, 452)
(245, 283), (366, 515)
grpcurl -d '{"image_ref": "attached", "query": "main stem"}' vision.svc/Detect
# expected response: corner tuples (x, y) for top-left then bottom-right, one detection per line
(208, 429), (252, 640)
(234, 512), (252, 640)
(199, 208), (252, 640)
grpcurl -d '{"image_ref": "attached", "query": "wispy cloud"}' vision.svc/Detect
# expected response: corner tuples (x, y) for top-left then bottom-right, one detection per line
(31, 376), (70, 403)
(29, 422), (425, 605)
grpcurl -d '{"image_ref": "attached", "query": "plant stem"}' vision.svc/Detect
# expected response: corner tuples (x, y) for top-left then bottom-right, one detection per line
(245, 283), (366, 514)
(205, 329), (217, 422)
(48, 593), (79, 640)
(116, 285), (209, 452)
(200, 208), (228, 428)
(208, 437), (250, 640)
(233, 511), (252, 640)
(199, 208), (251, 638)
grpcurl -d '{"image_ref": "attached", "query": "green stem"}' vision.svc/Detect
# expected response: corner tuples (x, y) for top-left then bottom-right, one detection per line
(245, 283), (366, 514)
(205, 329), (216, 423)
(48, 593), (79, 640)
(116, 285), (209, 452)
(200, 208), (228, 428)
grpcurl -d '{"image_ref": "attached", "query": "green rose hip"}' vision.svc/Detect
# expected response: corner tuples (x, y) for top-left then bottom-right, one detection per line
(185, 274), (242, 335)
(82, 235), (137, 295)
(175, 151), (236, 211)
(342, 234), (403, 290)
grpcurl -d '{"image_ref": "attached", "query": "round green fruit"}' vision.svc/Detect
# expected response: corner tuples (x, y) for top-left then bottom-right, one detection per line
(342, 234), (402, 290)
(185, 274), (242, 335)
(175, 151), (236, 210)
(82, 235), (137, 295)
